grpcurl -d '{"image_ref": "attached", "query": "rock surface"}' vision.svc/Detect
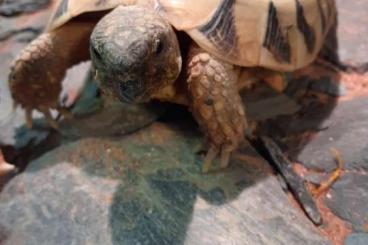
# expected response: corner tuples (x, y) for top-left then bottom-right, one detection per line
(296, 97), (368, 172)
(0, 0), (50, 16)
(345, 233), (368, 245)
(326, 173), (368, 232)
(335, 0), (368, 69)
(1, 0), (368, 244)
(0, 122), (329, 245)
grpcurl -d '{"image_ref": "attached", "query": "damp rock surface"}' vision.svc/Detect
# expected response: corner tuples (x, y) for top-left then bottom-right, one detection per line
(326, 172), (368, 232)
(0, 123), (329, 245)
(0, 0), (50, 16)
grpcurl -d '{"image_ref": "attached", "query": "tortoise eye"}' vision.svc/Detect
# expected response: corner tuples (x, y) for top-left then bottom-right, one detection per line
(153, 39), (164, 55)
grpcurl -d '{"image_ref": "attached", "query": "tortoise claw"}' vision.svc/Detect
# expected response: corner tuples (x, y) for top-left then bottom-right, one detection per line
(202, 145), (232, 173)
(0, 161), (16, 176)
(57, 106), (73, 120)
(20, 106), (72, 131)
(24, 105), (71, 130)
(220, 146), (231, 169)
(39, 107), (59, 130)
(0, 151), (16, 177)
(202, 145), (219, 173)
(25, 107), (33, 129)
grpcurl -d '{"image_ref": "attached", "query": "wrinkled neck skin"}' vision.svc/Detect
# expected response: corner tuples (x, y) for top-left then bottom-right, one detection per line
(90, 5), (182, 104)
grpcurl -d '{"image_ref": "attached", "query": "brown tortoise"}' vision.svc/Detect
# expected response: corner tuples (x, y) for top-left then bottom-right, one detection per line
(8, 0), (336, 172)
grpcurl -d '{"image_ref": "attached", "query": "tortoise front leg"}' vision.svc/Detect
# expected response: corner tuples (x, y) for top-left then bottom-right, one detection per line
(8, 21), (94, 129)
(186, 46), (247, 173)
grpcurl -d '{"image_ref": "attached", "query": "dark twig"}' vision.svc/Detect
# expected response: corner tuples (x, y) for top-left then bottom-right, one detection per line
(247, 135), (322, 225)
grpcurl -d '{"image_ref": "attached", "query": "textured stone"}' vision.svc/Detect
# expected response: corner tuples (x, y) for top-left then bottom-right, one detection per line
(345, 233), (368, 245)
(296, 97), (368, 171)
(326, 172), (368, 232)
(335, 0), (368, 68)
(0, 0), (50, 16)
(0, 123), (329, 245)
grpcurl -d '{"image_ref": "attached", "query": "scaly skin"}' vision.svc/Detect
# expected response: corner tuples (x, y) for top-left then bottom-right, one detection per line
(187, 45), (247, 172)
(8, 21), (95, 129)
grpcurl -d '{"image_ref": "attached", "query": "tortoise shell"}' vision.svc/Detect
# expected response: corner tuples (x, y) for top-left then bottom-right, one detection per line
(48, 0), (336, 71)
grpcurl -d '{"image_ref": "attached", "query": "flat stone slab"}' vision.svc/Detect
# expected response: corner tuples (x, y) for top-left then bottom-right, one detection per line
(345, 233), (368, 245)
(335, 0), (368, 68)
(0, 0), (50, 16)
(296, 97), (368, 172)
(326, 172), (368, 232)
(0, 123), (329, 245)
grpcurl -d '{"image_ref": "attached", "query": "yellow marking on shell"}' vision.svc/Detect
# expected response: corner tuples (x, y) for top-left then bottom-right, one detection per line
(160, 0), (335, 71)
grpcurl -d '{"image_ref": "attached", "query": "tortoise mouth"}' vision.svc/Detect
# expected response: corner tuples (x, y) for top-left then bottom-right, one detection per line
(114, 78), (147, 103)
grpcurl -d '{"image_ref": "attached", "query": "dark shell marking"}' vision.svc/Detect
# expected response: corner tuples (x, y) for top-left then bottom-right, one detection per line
(263, 1), (291, 63)
(199, 0), (237, 55)
(316, 0), (326, 32)
(317, 0), (335, 33)
(296, 0), (316, 53)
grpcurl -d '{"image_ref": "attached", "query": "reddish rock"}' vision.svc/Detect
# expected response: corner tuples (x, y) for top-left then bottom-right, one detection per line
(335, 0), (368, 69)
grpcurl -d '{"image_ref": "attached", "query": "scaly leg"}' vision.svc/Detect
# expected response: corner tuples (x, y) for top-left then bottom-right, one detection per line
(186, 46), (247, 173)
(8, 20), (94, 129)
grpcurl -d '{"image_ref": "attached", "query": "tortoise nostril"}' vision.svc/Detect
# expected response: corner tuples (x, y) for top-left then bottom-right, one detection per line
(117, 79), (145, 103)
(119, 80), (136, 91)
(154, 39), (164, 55)
(91, 46), (102, 61)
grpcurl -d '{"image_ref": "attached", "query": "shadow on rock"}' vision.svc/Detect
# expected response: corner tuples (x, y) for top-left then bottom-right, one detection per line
(108, 122), (266, 244)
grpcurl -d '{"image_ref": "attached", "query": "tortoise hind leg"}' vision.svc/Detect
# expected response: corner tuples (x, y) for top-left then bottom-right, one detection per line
(186, 46), (247, 173)
(8, 21), (94, 129)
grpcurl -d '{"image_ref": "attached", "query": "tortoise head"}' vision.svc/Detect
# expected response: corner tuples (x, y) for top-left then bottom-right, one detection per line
(90, 5), (182, 103)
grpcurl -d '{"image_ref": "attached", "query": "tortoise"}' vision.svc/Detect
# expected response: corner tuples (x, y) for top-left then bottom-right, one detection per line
(8, 0), (336, 172)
